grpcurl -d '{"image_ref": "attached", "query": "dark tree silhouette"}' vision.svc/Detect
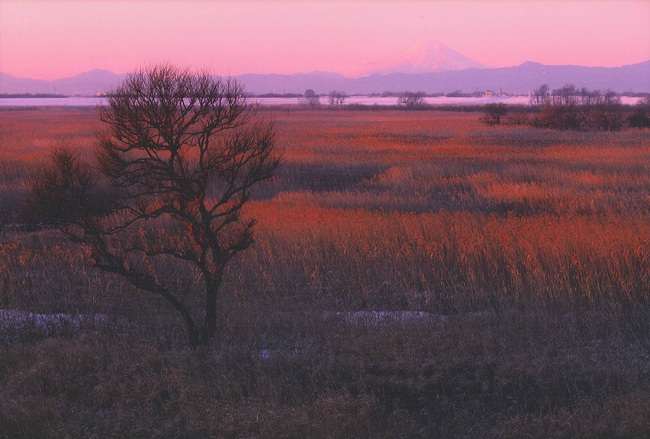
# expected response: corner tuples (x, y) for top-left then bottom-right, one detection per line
(480, 103), (509, 126)
(328, 90), (347, 107)
(530, 84), (550, 107)
(300, 89), (321, 108)
(553, 84), (579, 107)
(397, 91), (426, 108)
(29, 65), (281, 347)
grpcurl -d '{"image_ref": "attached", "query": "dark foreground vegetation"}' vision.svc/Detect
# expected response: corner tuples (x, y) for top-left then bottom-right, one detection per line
(1, 107), (650, 437)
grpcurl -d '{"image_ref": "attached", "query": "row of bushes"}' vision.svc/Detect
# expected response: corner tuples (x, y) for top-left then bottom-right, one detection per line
(482, 85), (650, 131)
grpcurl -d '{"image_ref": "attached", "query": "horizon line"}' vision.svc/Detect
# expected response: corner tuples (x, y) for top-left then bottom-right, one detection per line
(3, 59), (650, 82)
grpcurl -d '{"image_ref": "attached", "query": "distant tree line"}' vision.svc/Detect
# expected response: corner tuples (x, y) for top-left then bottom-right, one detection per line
(254, 92), (303, 98)
(0, 93), (66, 98)
(368, 91), (441, 97)
(481, 84), (650, 131)
(445, 90), (485, 98)
(530, 84), (624, 131)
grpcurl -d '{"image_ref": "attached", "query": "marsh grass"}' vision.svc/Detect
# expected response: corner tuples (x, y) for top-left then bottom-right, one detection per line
(1, 108), (650, 437)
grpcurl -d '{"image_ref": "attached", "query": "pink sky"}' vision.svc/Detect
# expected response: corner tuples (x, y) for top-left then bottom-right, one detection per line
(1, 0), (649, 80)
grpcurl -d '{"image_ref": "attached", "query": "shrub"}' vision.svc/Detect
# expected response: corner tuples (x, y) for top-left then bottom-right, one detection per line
(480, 103), (508, 126)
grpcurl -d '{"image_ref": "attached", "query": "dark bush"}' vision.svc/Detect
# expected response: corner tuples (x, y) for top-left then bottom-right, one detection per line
(480, 103), (508, 126)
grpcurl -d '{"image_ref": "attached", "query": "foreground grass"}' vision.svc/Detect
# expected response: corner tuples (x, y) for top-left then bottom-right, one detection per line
(2, 310), (649, 438)
(1, 108), (650, 437)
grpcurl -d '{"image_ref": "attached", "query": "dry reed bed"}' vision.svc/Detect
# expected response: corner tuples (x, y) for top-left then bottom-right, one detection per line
(1, 108), (650, 437)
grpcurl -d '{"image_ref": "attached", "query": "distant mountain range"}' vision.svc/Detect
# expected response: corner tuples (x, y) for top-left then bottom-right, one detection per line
(236, 60), (650, 95)
(354, 41), (490, 77)
(0, 69), (126, 96)
(2, 41), (649, 96)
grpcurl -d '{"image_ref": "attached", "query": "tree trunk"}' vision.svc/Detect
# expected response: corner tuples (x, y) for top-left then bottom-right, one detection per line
(182, 310), (201, 348)
(138, 279), (201, 348)
(202, 275), (222, 343)
(95, 256), (202, 348)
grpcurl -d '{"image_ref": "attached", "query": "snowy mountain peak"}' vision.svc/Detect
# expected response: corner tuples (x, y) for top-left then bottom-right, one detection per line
(355, 40), (490, 77)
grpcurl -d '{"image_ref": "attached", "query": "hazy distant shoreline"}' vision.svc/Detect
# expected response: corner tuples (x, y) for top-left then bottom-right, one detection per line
(0, 95), (644, 108)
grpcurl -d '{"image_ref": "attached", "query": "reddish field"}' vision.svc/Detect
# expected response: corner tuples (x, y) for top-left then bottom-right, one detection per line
(1, 107), (650, 437)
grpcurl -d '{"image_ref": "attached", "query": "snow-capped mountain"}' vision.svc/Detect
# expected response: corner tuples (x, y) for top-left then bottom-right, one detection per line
(355, 40), (489, 77)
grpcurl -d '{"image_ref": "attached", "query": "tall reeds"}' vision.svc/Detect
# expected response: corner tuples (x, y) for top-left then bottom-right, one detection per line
(1, 108), (649, 437)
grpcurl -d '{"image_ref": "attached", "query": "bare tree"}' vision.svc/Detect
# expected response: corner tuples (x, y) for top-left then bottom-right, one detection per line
(397, 91), (426, 108)
(530, 84), (550, 107)
(328, 90), (347, 107)
(578, 87), (601, 106)
(552, 84), (579, 107)
(588, 89), (623, 131)
(480, 103), (509, 126)
(29, 65), (281, 347)
(299, 89), (321, 108)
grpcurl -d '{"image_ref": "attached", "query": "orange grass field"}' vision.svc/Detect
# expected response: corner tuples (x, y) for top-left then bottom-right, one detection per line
(1, 107), (650, 437)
